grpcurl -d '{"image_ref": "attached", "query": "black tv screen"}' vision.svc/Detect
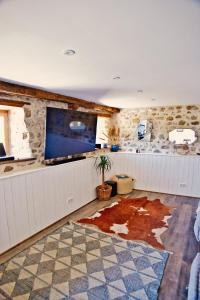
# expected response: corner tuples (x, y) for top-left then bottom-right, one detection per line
(45, 107), (97, 159)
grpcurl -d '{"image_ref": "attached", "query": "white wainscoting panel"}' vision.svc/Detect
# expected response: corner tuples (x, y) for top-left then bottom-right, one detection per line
(0, 153), (200, 254)
(0, 184), (10, 253)
(0, 158), (99, 254)
(108, 153), (200, 197)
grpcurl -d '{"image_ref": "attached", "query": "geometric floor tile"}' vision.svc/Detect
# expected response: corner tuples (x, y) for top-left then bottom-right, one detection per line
(0, 222), (169, 300)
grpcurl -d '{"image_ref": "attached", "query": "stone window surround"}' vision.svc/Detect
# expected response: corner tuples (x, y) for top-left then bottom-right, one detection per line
(0, 109), (9, 153)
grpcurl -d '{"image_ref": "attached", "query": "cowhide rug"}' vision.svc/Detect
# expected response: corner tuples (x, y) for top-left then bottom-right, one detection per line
(78, 197), (173, 250)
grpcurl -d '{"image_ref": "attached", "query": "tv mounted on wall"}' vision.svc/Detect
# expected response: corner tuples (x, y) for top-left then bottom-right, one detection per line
(45, 107), (97, 160)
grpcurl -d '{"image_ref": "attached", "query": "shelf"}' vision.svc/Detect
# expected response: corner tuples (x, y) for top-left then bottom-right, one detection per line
(0, 157), (36, 165)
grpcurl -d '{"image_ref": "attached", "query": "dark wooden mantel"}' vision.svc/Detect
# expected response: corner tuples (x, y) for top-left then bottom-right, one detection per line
(0, 80), (120, 114)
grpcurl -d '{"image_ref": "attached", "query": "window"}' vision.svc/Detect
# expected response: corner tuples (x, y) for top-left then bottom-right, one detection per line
(0, 110), (9, 154)
(96, 116), (109, 145)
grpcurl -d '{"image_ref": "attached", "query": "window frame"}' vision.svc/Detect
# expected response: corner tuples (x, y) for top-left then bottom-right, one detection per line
(0, 109), (10, 154)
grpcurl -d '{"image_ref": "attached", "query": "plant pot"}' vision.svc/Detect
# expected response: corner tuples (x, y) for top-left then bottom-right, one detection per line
(111, 144), (120, 152)
(96, 184), (112, 201)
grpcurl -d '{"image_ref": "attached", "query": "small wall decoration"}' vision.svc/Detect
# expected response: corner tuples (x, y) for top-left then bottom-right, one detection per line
(137, 120), (152, 142)
(169, 128), (197, 145)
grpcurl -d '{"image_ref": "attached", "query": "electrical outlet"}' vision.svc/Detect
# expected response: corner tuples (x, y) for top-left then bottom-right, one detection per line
(180, 183), (186, 187)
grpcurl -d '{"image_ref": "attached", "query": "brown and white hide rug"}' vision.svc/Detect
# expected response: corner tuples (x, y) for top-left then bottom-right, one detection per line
(78, 197), (174, 250)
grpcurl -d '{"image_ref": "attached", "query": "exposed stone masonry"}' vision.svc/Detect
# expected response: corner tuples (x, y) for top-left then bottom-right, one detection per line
(112, 105), (200, 155)
(1, 96), (200, 176)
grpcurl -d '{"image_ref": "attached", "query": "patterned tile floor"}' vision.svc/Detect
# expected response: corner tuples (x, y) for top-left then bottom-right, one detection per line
(0, 223), (168, 300)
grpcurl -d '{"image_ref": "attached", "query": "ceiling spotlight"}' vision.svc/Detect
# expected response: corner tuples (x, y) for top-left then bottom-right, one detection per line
(64, 49), (76, 55)
(113, 76), (120, 80)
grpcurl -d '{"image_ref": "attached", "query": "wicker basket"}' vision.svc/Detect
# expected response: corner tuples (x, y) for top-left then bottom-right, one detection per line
(96, 184), (112, 201)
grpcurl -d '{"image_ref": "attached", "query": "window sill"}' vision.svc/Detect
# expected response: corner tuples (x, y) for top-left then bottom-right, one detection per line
(0, 157), (36, 165)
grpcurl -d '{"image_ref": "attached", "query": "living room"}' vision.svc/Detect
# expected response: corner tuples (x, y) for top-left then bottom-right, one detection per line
(0, 1), (200, 300)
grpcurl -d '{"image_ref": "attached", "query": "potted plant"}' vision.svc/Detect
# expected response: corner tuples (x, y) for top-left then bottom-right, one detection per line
(100, 126), (120, 152)
(95, 155), (112, 201)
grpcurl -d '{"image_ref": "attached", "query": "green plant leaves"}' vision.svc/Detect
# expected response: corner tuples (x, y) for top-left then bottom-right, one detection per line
(94, 155), (112, 174)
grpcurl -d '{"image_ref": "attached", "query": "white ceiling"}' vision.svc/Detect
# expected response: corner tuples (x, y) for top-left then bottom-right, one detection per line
(0, 0), (200, 109)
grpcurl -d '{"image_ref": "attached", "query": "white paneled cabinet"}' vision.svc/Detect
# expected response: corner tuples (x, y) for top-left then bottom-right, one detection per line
(0, 153), (200, 254)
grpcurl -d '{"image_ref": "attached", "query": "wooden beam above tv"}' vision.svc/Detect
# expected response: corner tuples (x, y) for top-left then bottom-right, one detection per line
(67, 103), (111, 117)
(0, 98), (30, 107)
(0, 80), (120, 114)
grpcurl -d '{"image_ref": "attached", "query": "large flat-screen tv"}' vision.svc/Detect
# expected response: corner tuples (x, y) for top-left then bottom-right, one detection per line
(45, 107), (97, 159)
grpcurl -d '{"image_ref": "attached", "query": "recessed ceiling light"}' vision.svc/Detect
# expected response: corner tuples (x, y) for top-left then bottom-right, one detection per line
(113, 76), (120, 80)
(137, 90), (143, 94)
(64, 49), (76, 55)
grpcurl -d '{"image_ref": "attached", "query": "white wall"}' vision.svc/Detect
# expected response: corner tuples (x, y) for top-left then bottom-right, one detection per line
(1, 153), (200, 254)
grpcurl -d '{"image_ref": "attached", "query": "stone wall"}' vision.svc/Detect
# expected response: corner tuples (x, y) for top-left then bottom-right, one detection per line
(0, 95), (111, 176)
(112, 105), (200, 155)
(1, 96), (199, 176)
(8, 106), (32, 159)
